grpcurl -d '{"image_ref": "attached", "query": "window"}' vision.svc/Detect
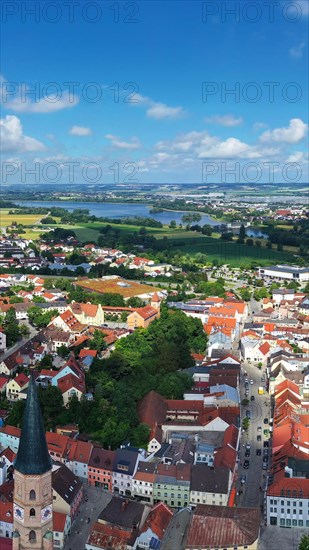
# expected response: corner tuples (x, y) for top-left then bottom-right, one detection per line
(292, 520), (297, 526)
(29, 531), (36, 542)
(30, 508), (35, 517)
(270, 499), (273, 504)
(299, 520), (303, 526)
(286, 519), (291, 526)
(281, 500), (284, 505)
(29, 490), (36, 501)
(280, 519), (285, 526)
(281, 509), (284, 514)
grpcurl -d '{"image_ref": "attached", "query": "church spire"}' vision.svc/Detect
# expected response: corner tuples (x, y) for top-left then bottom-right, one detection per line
(14, 372), (52, 475)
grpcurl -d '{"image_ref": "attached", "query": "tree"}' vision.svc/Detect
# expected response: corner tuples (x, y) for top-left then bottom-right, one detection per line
(246, 238), (254, 246)
(239, 224), (246, 240)
(88, 329), (107, 352)
(298, 535), (309, 550)
(169, 220), (177, 229)
(57, 345), (70, 358)
(7, 400), (25, 427)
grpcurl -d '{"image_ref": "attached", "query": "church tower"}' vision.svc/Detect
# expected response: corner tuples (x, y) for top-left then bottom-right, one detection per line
(13, 373), (53, 550)
(150, 292), (161, 316)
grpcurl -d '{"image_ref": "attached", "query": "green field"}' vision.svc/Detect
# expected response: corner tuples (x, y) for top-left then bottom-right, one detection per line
(65, 222), (296, 267)
(0, 213), (297, 267)
(0, 209), (43, 226)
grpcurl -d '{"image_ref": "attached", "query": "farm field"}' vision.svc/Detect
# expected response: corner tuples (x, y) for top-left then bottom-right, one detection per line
(76, 277), (161, 298)
(0, 209), (43, 226)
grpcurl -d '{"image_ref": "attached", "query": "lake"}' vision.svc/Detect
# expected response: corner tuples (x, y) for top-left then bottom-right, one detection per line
(16, 200), (267, 237)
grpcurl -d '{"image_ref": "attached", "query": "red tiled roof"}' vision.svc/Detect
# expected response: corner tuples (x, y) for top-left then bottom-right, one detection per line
(79, 349), (97, 358)
(186, 505), (260, 549)
(140, 502), (173, 539)
(0, 425), (21, 438)
(53, 511), (67, 532)
(132, 305), (158, 320)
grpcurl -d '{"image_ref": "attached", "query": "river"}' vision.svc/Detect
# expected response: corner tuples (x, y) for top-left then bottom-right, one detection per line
(16, 200), (267, 237)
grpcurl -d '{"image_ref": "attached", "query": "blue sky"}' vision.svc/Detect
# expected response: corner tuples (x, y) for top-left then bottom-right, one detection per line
(1, 0), (308, 185)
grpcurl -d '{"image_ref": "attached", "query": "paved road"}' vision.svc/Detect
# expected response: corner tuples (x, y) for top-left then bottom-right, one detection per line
(161, 508), (191, 550)
(237, 362), (270, 510)
(63, 485), (112, 550)
(0, 322), (38, 361)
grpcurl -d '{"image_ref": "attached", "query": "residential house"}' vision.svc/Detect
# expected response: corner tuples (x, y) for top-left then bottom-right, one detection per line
(112, 448), (140, 497)
(6, 373), (29, 401)
(135, 502), (173, 550)
(52, 464), (84, 523)
(0, 425), (21, 453)
(86, 498), (150, 550)
(69, 302), (105, 326)
(88, 447), (115, 491)
(53, 512), (71, 550)
(153, 463), (191, 509)
(132, 462), (157, 505)
(127, 306), (159, 329)
(190, 464), (231, 507)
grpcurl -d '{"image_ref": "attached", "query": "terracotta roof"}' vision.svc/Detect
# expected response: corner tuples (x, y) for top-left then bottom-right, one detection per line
(12, 373), (29, 388)
(151, 292), (161, 303)
(79, 349), (97, 358)
(259, 341), (271, 356)
(57, 374), (85, 395)
(0, 500), (13, 524)
(138, 391), (167, 429)
(186, 505), (261, 549)
(87, 521), (130, 550)
(53, 511), (67, 532)
(139, 502), (173, 539)
(214, 445), (237, 471)
(0, 425), (21, 438)
(131, 305), (158, 320)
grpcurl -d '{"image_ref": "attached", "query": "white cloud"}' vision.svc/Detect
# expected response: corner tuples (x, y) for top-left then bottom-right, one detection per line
(6, 90), (79, 113)
(290, 41), (306, 58)
(253, 122), (268, 131)
(146, 103), (184, 120)
(197, 137), (262, 159)
(131, 92), (185, 120)
(205, 114), (243, 127)
(0, 115), (45, 153)
(69, 126), (92, 136)
(105, 134), (141, 150)
(286, 151), (308, 164)
(1, 76), (79, 113)
(259, 118), (308, 144)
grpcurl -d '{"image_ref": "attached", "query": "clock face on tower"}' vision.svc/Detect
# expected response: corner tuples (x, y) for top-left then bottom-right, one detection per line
(41, 505), (52, 522)
(14, 504), (24, 522)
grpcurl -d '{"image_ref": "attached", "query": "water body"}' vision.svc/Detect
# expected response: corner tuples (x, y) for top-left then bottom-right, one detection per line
(16, 200), (267, 237)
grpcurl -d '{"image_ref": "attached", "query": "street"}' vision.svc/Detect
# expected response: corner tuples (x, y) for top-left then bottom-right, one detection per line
(63, 485), (112, 550)
(237, 361), (271, 510)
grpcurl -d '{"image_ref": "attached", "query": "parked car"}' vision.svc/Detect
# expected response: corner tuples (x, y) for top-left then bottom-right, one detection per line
(245, 449), (251, 457)
(263, 441), (269, 448)
(263, 429), (269, 436)
(250, 395), (255, 401)
(244, 460), (250, 469)
(262, 462), (268, 470)
(250, 379), (254, 385)
(257, 435), (262, 442)
(240, 475), (246, 484)
(263, 456), (268, 463)
(246, 410), (251, 419)
(256, 449), (261, 456)
(263, 448), (268, 456)
(246, 442), (251, 450)
(264, 418), (269, 424)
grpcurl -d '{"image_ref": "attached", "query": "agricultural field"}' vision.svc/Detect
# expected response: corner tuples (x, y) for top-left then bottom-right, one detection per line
(76, 277), (161, 298)
(0, 209), (43, 226)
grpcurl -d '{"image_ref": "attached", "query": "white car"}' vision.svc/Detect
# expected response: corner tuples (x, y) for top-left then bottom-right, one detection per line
(246, 442), (251, 450)
(250, 380), (254, 385)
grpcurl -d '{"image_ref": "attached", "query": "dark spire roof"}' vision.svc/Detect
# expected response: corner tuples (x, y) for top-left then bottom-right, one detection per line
(14, 372), (52, 475)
